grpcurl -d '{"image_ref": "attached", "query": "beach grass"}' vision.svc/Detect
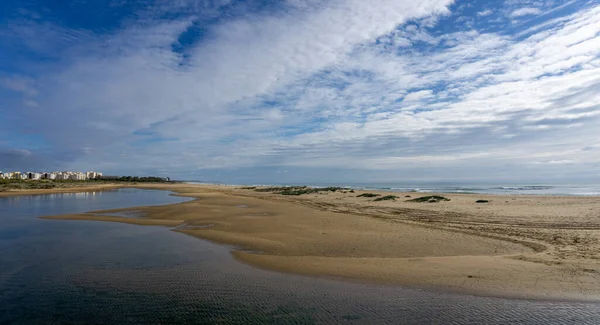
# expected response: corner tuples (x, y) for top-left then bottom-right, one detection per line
(408, 195), (451, 202)
(374, 195), (398, 201)
(357, 193), (380, 197)
(254, 186), (345, 195)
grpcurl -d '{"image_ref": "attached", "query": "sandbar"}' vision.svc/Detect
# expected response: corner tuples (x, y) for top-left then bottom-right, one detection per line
(28, 183), (600, 300)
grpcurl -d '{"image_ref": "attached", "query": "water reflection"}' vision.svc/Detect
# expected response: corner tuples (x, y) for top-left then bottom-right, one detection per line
(7, 190), (100, 202)
(5, 192), (101, 214)
(1, 189), (600, 324)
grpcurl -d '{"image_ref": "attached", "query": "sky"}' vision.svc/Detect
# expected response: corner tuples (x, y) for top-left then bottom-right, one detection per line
(1, 0), (599, 184)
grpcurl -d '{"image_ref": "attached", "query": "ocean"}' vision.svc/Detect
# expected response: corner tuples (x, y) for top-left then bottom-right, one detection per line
(186, 181), (600, 196)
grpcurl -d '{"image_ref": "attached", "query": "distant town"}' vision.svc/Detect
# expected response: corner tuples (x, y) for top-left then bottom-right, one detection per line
(0, 171), (172, 183)
(0, 171), (103, 180)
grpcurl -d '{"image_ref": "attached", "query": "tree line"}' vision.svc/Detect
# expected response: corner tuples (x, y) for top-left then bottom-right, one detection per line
(93, 176), (171, 182)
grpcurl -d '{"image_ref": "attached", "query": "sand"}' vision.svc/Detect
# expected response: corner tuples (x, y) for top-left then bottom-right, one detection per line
(25, 183), (600, 300)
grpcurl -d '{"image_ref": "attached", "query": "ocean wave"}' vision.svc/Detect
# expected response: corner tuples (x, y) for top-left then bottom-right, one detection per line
(572, 192), (600, 196)
(495, 186), (554, 191)
(185, 182), (599, 196)
(388, 188), (431, 192)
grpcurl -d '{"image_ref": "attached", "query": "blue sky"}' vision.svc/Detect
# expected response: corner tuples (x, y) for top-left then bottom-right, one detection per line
(1, 0), (599, 183)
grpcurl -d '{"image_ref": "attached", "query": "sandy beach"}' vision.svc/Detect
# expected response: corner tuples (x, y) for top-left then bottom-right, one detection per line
(15, 182), (600, 300)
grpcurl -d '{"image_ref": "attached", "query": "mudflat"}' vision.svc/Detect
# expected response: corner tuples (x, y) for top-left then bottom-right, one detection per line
(34, 183), (600, 300)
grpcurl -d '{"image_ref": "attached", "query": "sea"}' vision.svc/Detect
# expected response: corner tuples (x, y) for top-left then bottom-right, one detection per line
(186, 181), (600, 196)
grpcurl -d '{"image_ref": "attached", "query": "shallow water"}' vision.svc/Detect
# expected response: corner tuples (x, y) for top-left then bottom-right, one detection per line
(1, 188), (599, 324)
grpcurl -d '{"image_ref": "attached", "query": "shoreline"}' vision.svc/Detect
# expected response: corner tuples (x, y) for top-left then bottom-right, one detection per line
(184, 182), (600, 197)
(9, 183), (600, 301)
(0, 183), (124, 197)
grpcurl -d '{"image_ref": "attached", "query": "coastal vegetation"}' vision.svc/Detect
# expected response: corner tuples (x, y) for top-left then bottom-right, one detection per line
(408, 195), (451, 203)
(0, 177), (173, 192)
(374, 195), (399, 201)
(253, 186), (345, 195)
(0, 179), (57, 191)
(92, 176), (171, 182)
(357, 193), (380, 197)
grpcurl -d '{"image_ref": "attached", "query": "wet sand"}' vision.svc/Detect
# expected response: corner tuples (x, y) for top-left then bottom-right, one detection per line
(34, 183), (600, 300)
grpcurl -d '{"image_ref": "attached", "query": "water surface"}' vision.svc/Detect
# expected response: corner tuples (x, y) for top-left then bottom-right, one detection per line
(1, 188), (599, 324)
(193, 181), (600, 196)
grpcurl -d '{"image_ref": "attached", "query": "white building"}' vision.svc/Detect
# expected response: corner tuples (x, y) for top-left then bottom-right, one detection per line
(12, 172), (25, 180)
(86, 171), (102, 179)
(27, 172), (42, 180)
(55, 173), (67, 180)
(46, 172), (57, 180)
(69, 173), (86, 180)
(1, 170), (103, 181)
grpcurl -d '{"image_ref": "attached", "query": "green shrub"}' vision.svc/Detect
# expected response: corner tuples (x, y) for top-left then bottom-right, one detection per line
(374, 195), (398, 201)
(408, 195), (450, 203)
(255, 186), (345, 196)
(357, 193), (380, 198)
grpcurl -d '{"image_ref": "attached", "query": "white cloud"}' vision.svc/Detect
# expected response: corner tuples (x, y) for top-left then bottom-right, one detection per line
(477, 9), (494, 17)
(0, 75), (38, 97)
(5, 0), (454, 167)
(2, 1), (600, 181)
(23, 100), (39, 108)
(510, 7), (542, 17)
(246, 4), (600, 172)
(403, 90), (433, 102)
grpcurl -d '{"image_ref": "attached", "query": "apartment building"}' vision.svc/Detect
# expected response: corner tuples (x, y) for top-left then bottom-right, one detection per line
(1, 171), (103, 180)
